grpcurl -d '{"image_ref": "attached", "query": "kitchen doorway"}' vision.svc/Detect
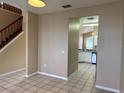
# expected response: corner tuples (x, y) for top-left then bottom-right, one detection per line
(68, 16), (99, 92)
(78, 16), (99, 64)
(78, 16), (99, 85)
(68, 16), (99, 93)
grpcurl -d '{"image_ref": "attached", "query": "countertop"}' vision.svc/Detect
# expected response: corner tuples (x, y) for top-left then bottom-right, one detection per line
(78, 49), (97, 53)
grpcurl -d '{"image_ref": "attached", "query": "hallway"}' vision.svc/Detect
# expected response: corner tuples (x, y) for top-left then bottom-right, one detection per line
(0, 63), (113, 93)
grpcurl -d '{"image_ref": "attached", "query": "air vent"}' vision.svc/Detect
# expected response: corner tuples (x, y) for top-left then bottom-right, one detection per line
(62, 5), (72, 8)
(88, 17), (94, 20)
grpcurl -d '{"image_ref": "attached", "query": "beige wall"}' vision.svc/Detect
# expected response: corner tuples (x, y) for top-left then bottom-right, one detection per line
(38, 1), (123, 90)
(0, 34), (25, 74)
(27, 12), (38, 75)
(38, 13), (68, 78)
(0, 9), (20, 30)
(120, 1), (124, 92)
(68, 18), (80, 76)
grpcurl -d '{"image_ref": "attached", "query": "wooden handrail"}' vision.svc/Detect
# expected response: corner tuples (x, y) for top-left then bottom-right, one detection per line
(0, 16), (23, 32)
(0, 2), (22, 15)
(0, 3), (23, 49)
(0, 16), (23, 49)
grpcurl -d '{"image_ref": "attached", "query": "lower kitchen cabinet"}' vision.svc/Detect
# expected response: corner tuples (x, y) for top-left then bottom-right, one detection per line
(78, 52), (92, 63)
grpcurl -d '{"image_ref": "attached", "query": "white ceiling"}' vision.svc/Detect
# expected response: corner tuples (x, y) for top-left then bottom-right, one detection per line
(0, 0), (120, 15)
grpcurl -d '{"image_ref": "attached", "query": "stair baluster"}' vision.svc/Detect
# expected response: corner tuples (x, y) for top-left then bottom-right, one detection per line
(0, 16), (23, 49)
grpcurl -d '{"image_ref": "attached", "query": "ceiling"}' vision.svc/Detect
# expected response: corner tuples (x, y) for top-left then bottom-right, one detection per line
(0, 0), (120, 15)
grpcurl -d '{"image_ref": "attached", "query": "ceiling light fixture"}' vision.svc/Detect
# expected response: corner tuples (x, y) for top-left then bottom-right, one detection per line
(28, 0), (46, 7)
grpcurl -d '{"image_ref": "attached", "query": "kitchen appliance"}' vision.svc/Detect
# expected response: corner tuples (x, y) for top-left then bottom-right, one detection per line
(91, 52), (97, 64)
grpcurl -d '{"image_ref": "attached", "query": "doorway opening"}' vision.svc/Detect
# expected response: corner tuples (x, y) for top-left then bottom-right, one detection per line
(68, 15), (99, 92)
(78, 16), (99, 70)
(78, 15), (99, 85)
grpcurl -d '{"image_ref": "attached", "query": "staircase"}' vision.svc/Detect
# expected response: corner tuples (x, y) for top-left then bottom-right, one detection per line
(0, 2), (23, 50)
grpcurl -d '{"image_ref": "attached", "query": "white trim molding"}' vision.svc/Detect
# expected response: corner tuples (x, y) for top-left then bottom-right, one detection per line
(0, 68), (25, 77)
(0, 32), (24, 53)
(38, 72), (68, 81)
(24, 72), (38, 78)
(120, 90), (124, 93)
(96, 85), (120, 93)
(122, 91), (124, 93)
(25, 13), (29, 78)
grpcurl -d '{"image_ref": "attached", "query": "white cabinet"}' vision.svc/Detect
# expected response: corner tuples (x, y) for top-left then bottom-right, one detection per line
(78, 52), (85, 62)
(78, 51), (92, 63)
(85, 52), (92, 63)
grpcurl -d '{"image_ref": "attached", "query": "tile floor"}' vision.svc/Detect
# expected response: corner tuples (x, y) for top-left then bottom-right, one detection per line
(0, 63), (115, 93)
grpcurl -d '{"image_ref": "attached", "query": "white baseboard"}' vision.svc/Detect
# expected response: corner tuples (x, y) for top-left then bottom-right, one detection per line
(120, 90), (124, 93)
(0, 68), (25, 77)
(38, 72), (68, 81)
(24, 72), (38, 78)
(0, 32), (24, 53)
(96, 85), (120, 93)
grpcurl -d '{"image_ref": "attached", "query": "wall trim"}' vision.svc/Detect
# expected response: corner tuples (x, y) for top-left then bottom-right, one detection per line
(0, 68), (25, 77)
(38, 72), (68, 80)
(24, 72), (38, 78)
(120, 90), (124, 93)
(122, 91), (124, 93)
(96, 85), (120, 93)
(0, 32), (24, 53)
(25, 13), (29, 77)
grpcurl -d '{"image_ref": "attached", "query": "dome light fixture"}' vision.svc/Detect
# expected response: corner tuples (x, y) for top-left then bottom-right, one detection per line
(28, 0), (46, 7)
